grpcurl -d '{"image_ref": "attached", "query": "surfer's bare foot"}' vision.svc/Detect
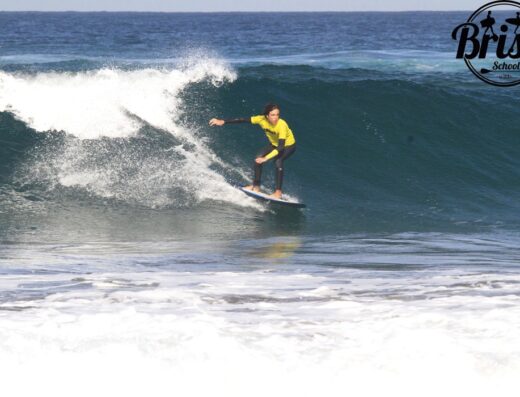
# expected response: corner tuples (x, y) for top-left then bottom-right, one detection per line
(244, 185), (260, 192)
(268, 190), (282, 199)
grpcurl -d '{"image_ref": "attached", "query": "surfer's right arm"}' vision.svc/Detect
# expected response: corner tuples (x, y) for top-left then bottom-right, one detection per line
(209, 118), (251, 126)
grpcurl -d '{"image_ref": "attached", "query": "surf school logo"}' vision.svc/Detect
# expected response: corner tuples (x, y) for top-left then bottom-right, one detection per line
(452, 1), (520, 87)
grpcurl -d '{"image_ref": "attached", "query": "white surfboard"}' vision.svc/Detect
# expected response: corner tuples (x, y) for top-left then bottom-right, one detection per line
(239, 187), (306, 208)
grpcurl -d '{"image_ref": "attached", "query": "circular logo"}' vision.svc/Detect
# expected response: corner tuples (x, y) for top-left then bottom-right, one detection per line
(452, 1), (520, 87)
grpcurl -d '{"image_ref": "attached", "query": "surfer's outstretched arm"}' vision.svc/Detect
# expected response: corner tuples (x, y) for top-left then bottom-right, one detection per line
(209, 118), (251, 126)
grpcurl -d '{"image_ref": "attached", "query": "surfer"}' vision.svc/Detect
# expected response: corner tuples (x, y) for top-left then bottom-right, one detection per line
(480, 11), (498, 41)
(209, 103), (296, 199)
(506, 12), (520, 34)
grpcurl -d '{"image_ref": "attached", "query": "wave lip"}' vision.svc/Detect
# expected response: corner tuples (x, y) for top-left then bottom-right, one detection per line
(0, 57), (236, 139)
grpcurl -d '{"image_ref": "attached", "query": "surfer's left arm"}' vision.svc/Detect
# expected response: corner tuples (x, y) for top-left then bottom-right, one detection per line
(257, 122), (289, 163)
(256, 139), (286, 164)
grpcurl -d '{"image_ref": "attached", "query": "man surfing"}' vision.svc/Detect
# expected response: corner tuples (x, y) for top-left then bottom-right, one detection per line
(209, 103), (296, 199)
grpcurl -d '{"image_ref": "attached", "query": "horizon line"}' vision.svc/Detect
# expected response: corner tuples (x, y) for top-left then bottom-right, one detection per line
(0, 10), (478, 13)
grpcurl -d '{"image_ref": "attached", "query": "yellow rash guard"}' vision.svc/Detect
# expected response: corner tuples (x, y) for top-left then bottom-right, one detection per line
(250, 115), (296, 160)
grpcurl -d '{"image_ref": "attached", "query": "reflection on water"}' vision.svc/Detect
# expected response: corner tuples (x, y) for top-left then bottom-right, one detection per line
(247, 236), (302, 260)
(0, 195), (308, 244)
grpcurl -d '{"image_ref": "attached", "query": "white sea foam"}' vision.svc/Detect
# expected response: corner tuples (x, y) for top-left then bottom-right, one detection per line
(0, 266), (518, 397)
(1, 234), (520, 396)
(0, 58), (272, 209)
(0, 58), (235, 139)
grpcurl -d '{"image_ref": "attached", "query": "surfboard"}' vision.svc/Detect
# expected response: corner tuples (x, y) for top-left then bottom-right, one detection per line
(239, 187), (306, 208)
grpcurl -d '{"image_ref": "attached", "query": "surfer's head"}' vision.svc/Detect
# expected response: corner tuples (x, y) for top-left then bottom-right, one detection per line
(263, 103), (280, 125)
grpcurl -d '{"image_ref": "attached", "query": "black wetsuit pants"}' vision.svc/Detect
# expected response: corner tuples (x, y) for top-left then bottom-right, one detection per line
(253, 144), (296, 190)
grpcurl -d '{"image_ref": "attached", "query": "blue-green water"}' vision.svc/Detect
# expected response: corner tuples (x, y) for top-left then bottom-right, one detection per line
(1, 12), (519, 393)
(2, 12), (520, 238)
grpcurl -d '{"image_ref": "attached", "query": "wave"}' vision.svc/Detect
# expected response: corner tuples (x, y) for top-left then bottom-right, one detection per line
(0, 49), (462, 75)
(0, 58), (263, 210)
(1, 62), (520, 229)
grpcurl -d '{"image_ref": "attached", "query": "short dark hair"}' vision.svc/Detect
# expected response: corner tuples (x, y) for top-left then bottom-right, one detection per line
(263, 103), (280, 116)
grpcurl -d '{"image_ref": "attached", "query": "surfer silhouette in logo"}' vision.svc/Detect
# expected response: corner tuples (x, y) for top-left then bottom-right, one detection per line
(209, 103), (296, 200)
(506, 11), (520, 34)
(481, 11), (498, 40)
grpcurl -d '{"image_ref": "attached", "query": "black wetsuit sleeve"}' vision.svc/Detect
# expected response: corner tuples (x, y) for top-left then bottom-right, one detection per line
(277, 139), (286, 152)
(223, 118), (251, 124)
(264, 139), (286, 160)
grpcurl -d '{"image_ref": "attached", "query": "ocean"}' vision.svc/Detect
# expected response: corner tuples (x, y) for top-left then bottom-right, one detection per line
(1, 11), (519, 396)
